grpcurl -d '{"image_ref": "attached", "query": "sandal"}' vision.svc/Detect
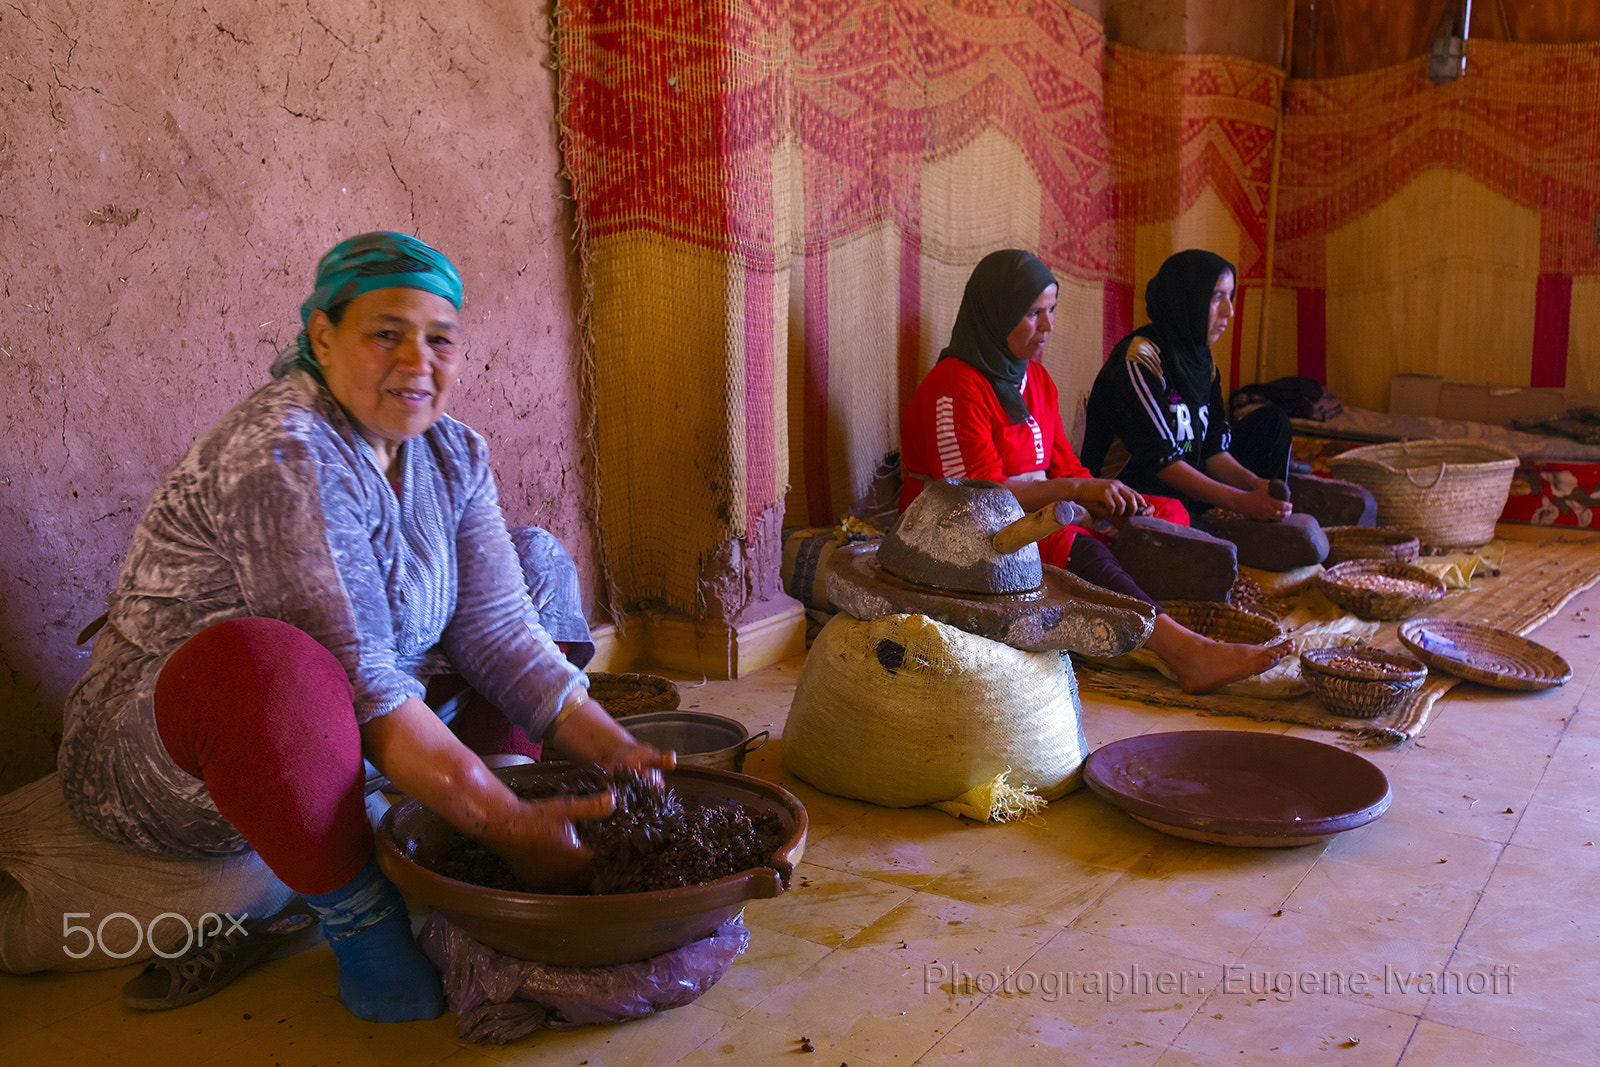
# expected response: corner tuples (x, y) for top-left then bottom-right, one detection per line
(122, 898), (321, 1011)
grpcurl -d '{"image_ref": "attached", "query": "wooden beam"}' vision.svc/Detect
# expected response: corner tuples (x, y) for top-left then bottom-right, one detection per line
(1254, 0), (1297, 385)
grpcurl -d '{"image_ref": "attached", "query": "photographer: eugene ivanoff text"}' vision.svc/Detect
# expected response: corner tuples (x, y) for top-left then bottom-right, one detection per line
(923, 961), (1517, 1004)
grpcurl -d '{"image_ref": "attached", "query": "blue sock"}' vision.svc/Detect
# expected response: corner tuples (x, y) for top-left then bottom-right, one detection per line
(305, 857), (445, 1023)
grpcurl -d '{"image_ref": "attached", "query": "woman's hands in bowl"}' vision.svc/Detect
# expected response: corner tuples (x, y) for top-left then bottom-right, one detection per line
(548, 694), (676, 786)
(479, 735), (675, 892)
(597, 739), (677, 788)
(479, 787), (617, 893)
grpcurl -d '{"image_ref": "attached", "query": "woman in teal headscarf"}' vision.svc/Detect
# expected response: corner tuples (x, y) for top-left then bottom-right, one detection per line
(60, 233), (670, 1022)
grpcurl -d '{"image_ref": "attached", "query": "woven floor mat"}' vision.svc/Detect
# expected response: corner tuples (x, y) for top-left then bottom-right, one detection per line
(1073, 528), (1600, 747)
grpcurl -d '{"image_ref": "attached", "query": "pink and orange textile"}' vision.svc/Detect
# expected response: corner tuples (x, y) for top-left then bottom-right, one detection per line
(1277, 43), (1600, 406)
(557, 3), (1600, 619)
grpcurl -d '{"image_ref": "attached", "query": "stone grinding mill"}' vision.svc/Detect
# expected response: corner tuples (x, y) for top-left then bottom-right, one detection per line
(781, 479), (1159, 810)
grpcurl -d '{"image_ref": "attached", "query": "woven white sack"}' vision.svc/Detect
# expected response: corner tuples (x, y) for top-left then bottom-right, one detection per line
(782, 613), (1087, 807)
(0, 773), (295, 973)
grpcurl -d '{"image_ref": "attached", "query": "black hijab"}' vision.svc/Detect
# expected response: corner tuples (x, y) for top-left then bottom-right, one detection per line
(1141, 249), (1235, 403)
(938, 249), (1058, 425)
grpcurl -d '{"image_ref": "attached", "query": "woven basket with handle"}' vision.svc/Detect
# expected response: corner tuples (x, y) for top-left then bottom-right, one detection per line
(1326, 439), (1517, 548)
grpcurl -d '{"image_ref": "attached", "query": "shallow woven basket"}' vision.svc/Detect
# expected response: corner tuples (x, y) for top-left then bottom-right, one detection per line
(1323, 525), (1421, 566)
(1159, 600), (1282, 644)
(586, 672), (681, 717)
(1300, 647), (1429, 719)
(1398, 618), (1573, 691)
(1326, 438), (1517, 548)
(1318, 559), (1448, 621)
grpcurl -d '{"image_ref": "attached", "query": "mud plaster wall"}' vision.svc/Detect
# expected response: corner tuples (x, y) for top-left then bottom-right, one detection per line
(0, 1), (592, 792)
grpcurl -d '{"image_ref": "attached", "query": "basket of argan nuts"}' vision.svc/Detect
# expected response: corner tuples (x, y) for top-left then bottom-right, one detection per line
(1317, 559), (1448, 621)
(1300, 646), (1429, 719)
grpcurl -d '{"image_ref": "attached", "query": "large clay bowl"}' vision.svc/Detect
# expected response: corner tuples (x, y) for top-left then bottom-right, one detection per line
(377, 763), (808, 966)
(1083, 731), (1390, 847)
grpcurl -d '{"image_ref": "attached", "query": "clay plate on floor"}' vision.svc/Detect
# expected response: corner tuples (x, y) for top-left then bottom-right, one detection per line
(1083, 731), (1391, 847)
(1398, 617), (1572, 691)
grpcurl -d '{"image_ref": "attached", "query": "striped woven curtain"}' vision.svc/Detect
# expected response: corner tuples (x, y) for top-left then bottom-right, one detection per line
(1105, 46), (1285, 414)
(1274, 42), (1600, 412)
(556, 2), (788, 618)
(557, 1), (1270, 619)
(556, 4), (1600, 622)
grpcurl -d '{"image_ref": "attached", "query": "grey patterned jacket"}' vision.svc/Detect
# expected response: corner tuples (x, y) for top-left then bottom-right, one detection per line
(59, 370), (586, 855)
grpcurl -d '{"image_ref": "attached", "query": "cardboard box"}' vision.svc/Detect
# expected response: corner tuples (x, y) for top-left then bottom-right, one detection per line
(1388, 373), (1597, 427)
(1388, 373), (1443, 417)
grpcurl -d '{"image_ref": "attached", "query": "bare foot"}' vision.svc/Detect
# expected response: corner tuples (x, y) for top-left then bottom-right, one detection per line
(1142, 615), (1294, 694)
(1172, 637), (1294, 694)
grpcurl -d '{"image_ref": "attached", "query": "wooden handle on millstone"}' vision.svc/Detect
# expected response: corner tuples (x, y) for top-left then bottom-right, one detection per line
(992, 500), (1087, 556)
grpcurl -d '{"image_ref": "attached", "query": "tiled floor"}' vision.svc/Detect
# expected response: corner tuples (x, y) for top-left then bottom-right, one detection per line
(6, 571), (1600, 1065)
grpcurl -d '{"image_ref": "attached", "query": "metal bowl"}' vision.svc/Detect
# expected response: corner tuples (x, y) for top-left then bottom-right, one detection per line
(618, 711), (768, 772)
(376, 762), (808, 966)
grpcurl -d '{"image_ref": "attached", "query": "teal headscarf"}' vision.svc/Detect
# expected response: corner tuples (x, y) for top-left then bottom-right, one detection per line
(270, 231), (464, 381)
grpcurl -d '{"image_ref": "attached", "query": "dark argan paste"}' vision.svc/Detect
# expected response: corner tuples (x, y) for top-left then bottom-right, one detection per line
(433, 766), (785, 895)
